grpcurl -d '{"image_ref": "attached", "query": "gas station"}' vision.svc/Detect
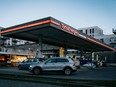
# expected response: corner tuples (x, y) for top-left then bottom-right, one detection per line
(0, 17), (115, 58)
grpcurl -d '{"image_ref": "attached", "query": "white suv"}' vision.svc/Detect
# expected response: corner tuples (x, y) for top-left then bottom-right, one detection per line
(29, 57), (77, 75)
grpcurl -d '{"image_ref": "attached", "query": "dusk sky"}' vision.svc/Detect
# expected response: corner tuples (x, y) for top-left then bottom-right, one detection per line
(0, 0), (116, 34)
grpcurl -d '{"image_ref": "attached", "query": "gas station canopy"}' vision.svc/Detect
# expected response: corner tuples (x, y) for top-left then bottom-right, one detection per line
(0, 17), (115, 52)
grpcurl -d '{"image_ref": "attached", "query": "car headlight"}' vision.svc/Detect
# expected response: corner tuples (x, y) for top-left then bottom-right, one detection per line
(29, 65), (33, 67)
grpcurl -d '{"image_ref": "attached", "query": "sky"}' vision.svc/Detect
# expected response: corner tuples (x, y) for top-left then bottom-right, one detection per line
(0, 0), (116, 34)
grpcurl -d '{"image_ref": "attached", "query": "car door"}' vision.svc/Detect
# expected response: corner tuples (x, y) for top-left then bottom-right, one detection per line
(21, 59), (31, 69)
(55, 58), (67, 70)
(42, 58), (57, 71)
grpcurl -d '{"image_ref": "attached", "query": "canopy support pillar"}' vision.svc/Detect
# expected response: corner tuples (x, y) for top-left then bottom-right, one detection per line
(37, 36), (43, 58)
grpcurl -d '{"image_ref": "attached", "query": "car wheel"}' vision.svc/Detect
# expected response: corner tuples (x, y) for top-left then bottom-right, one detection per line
(64, 68), (72, 75)
(33, 67), (41, 75)
(18, 65), (22, 70)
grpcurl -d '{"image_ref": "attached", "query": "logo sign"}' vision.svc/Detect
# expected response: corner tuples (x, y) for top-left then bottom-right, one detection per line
(60, 23), (78, 36)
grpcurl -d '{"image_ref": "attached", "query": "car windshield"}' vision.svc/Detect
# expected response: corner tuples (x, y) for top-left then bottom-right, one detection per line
(56, 58), (69, 62)
(43, 58), (51, 63)
(38, 58), (47, 62)
(23, 58), (38, 62)
(43, 58), (71, 63)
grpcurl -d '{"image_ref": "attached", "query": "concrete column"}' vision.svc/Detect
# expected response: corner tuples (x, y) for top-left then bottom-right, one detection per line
(91, 51), (96, 68)
(38, 36), (43, 58)
(92, 52), (94, 61)
(64, 45), (68, 57)
(96, 54), (99, 61)
(80, 50), (83, 59)
(3, 48), (6, 52)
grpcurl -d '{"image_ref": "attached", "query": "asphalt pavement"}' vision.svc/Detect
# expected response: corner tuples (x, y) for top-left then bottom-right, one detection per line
(0, 79), (63, 87)
(0, 66), (116, 80)
(0, 66), (116, 87)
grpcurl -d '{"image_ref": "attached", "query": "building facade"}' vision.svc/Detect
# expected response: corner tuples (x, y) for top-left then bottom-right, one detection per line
(95, 34), (116, 48)
(78, 26), (116, 48)
(78, 26), (104, 37)
(112, 28), (116, 34)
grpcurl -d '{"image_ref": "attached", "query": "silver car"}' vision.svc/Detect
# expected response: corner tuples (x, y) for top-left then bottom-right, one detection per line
(29, 57), (77, 75)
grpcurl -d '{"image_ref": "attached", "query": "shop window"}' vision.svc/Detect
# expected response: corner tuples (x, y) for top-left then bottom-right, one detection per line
(90, 29), (91, 34)
(86, 30), (87, 34)
(92, 28), (94, 33)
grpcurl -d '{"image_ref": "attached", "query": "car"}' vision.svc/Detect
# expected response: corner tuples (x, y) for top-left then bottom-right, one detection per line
(82, 62), (96, 68)
(18, 58), (43, 70)
(29, 57), (77, 75)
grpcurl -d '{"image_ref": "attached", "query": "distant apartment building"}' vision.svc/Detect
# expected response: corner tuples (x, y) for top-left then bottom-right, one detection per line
(78, 26), (116, 48)
(78, 26), (104, 37)
(95, 34), (116, 48)
(112, 28), (116, 34)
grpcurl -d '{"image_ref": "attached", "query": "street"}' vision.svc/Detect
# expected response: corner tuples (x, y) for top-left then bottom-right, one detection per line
(0, 66), (116, 87)
(0, 66), (116, 80)
(0, 79), (62, 87)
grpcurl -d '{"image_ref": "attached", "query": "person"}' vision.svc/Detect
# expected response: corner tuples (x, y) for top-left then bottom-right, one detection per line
(92, 60), (99, 67)
(74, 58), (80, 69)
(99, 60), (103, 66)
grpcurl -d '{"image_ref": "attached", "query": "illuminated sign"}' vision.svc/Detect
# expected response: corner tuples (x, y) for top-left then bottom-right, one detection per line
(60, 23), (78, 36)
(50, 20), (79, 36)
(0, 20), (51, 34)
(87, 37), (115, 51)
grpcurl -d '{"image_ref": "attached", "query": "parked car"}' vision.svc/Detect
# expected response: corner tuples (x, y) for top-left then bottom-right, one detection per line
(29, 57), (77, 75)
(18, 58), (46, 70)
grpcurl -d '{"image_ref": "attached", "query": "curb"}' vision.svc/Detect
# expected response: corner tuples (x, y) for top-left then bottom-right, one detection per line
(0, 73), (116, 87)
(107, 63), (116, 67)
